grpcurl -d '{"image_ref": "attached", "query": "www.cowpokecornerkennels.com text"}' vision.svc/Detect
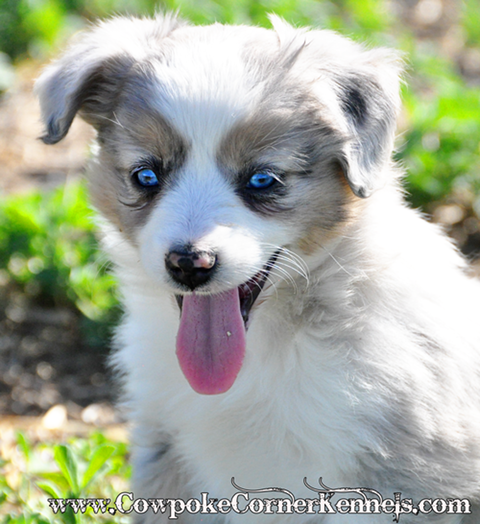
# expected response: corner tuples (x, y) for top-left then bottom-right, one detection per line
(48, 478), (471, 522)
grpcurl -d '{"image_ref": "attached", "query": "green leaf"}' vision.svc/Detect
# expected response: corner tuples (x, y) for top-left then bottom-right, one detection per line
(35, 472), (70, 494)
(81, 444), (115, 489)
(27, 515), (50, 524)
(15, 431), (31, 462)
(53, 445), (79, 495)
(36, 481), (61, 499)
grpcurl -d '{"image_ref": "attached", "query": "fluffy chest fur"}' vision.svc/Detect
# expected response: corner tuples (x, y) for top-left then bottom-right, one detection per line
(115, 268), (369, 502)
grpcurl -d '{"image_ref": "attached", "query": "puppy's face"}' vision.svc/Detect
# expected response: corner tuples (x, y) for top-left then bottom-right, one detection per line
(36, 14), (401, 394)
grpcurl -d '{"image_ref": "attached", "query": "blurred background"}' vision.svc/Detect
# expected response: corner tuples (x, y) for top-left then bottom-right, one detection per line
(0, 0), (479, 421)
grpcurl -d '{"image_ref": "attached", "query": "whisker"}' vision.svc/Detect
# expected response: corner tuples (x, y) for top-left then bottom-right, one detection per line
(257, 274), (279, 302)
(260, 243), (310, 286)
(275, 255), (310, 283)
(262, 242), (309, 272)
(92, 112), (125, 129)
(273, 266), (298, 293)
(320, 246), (355, 278)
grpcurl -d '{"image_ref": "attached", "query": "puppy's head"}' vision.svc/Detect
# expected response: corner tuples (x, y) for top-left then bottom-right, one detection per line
(36, 14), (402, 394)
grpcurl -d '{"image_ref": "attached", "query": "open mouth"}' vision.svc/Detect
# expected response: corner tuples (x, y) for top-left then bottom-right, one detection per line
(174, 251), (279, 395)
(175, 251), (278, 327)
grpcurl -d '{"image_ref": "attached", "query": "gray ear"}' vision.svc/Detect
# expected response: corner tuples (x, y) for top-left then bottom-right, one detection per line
(36, 54), (135, 144)
(35, 13), (183, 144)
(334, 50), (402, 198)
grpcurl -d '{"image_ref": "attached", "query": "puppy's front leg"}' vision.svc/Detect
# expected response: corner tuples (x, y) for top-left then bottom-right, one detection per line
(131, 439), (227, 524)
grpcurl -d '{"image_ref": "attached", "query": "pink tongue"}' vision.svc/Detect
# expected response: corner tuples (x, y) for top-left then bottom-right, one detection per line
(176, 289), (246, 395)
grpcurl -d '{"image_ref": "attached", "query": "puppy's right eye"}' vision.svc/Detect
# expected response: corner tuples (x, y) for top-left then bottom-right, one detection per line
(246, 171), (276, 190)
(134, 168), (160, 188)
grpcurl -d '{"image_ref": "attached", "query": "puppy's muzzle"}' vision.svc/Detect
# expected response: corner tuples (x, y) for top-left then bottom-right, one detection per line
(165, 247), (217, 290)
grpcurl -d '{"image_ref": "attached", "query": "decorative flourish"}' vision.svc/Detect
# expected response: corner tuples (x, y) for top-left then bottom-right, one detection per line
(231, 478), (295, 502)
(303, 477), (384, 504)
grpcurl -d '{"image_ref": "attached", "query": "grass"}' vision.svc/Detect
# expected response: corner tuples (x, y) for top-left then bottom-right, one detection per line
(0, 430), (130, 523)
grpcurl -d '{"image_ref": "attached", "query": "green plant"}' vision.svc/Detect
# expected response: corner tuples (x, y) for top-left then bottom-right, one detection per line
(397, 50), (480, 211)
(0, 0), (397, 62)
(0, 432), (130, 523)
(0, 181), (120, 347)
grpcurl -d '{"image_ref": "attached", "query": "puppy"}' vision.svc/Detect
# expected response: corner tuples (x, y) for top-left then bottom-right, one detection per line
(36, 13), (480, 523)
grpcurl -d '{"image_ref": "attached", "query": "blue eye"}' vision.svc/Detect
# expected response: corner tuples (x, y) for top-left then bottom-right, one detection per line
(135, 168), (159, 187)
(246, 172), (276, 190)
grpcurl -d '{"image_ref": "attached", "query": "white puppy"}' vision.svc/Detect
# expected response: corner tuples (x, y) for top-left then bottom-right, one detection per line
(37, 13), (480, 523)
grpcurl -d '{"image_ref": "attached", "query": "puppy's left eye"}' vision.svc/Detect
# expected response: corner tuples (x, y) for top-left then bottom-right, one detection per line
(135, 168), (160, 188)
(246, 172), (276, 190)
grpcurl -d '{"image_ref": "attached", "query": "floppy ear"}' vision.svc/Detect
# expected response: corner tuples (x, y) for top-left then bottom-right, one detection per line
(334, 50), (403, 198)
(35, 13), (183, 144)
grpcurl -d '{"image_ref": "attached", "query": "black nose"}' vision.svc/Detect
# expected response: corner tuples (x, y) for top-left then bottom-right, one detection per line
(165, 247), (218, 290)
